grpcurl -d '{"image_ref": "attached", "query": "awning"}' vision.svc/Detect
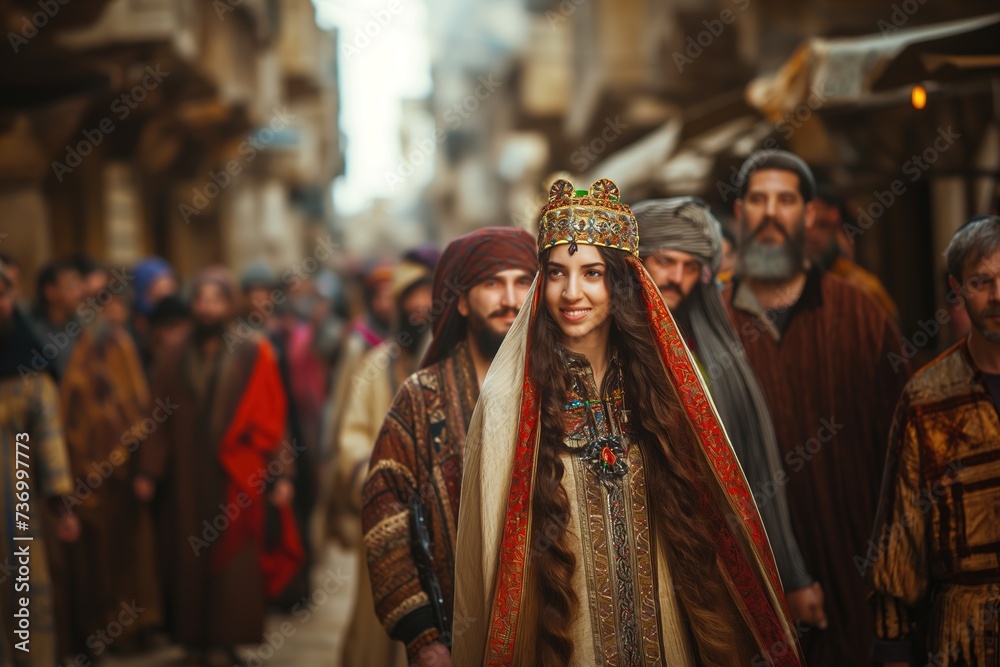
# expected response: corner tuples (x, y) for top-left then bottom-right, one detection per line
(655, 116), (772, 196)
(582, 115), (683, 192)
(872, 14), (1000, 90)
(583, 92), (775, 197)
(746, 12), (1000, 122)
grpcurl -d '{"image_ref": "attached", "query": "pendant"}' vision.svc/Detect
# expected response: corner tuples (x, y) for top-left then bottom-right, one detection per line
(601, 445), (617, 466)
(581, 435), (628, 489)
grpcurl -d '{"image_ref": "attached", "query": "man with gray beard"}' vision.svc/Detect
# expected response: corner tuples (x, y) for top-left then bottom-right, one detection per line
(724, 150), (910, 667)
(634, 197), (825, 630)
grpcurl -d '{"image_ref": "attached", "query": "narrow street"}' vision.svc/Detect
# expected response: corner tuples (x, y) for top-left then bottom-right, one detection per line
(103, 544), (355, 667)
(1, 2), (998, 667)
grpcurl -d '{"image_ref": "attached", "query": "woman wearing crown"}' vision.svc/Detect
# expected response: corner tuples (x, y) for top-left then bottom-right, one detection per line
(451, 179), (803, 666)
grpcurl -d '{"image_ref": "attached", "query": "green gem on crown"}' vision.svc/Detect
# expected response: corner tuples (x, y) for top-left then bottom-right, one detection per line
(538, 178), (639, 257)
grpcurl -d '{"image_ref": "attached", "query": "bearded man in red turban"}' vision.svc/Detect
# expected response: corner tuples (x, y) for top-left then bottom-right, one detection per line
(361, 227), (537, 666)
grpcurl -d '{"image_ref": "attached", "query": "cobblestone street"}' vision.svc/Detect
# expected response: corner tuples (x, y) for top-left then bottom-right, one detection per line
(102, 544), (356, 667)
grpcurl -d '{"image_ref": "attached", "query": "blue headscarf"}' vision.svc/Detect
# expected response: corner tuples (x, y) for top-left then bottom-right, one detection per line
(133, 257), (175, 317)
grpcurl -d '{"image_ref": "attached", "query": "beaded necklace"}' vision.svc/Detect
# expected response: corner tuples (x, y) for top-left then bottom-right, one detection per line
(563, 357), (630, 490)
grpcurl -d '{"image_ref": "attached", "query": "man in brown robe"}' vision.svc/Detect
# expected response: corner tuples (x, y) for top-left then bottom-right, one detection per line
(725, 150), (910, 667)
(135, 268), (302, 666)
(362, 228), (536, 666)
(59, 274), (161, 657)
(633, 197), (826, 628)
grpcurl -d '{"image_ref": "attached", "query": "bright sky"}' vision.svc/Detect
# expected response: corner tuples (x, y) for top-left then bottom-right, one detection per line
(313, 0), (433, 216)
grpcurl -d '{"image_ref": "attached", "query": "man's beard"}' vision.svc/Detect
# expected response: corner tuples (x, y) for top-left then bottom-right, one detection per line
(968, 303), (1000, 343)
(810, 236), (842, 270)
(740, 218), (806, 282)
(665, 291), (693, 326)
(468, 306), (519, 360)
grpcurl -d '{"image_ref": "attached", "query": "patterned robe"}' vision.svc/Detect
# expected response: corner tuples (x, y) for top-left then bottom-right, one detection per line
(870, 340), (1000, 666)
(455, 257), (802, 667)
(0, 372), (71, 667)
(361, 342), (479, 660)
(59, 325), (162, 650)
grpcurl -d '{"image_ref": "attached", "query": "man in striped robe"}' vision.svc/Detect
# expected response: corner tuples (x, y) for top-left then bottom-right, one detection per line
(361, 228), (536, 666)
(725, 150), (910, 666)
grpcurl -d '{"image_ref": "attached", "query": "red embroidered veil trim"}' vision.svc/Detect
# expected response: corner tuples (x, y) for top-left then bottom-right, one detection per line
(482, 255), (801, 666)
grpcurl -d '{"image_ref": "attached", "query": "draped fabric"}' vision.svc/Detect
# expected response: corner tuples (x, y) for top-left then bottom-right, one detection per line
(691, 292), (814, 591)
(453, 255), (802, 666)
(138, 333), (300, 647)
(322, 320), (385, 546)
(634, 197), (721, 275)
(529, 344), (699, 665)
(633, 197), (812, 591)
(212, 340), (302, 599)
(421, 227), (537, 369)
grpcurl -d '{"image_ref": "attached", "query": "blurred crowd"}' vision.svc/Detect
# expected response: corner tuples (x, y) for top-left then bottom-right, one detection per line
(0, 246), (404, 666)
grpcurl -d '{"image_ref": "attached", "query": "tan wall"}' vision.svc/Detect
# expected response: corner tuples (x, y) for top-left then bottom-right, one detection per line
(0, 187), (52, 296)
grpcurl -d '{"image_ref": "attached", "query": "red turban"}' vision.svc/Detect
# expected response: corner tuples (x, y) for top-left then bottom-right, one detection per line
(420, 227), (537, 369)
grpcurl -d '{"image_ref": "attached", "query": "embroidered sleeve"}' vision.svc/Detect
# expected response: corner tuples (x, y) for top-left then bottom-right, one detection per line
(869, 393), (926, 663)
(362, 380), (440, 657)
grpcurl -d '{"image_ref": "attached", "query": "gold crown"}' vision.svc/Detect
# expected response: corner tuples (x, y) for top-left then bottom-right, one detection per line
(537, 178), (639, 257)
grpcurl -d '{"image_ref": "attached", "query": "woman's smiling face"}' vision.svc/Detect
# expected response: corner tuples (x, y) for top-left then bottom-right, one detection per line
(543, 243), (612, 349)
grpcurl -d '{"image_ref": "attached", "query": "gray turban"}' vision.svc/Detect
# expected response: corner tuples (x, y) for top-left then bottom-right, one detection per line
(634, 196), (814, 593)
(634, 197), (723, 278)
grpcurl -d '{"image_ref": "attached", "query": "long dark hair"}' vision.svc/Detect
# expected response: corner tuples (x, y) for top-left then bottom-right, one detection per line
(527, 246), (747, 666)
